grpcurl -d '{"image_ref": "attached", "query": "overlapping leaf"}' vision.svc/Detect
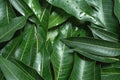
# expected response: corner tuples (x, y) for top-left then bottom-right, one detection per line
(69, 54), (95, 80)
(62, 37), (120, 57)
(0, 56), (43, 80)
(0, 16), (26, 43)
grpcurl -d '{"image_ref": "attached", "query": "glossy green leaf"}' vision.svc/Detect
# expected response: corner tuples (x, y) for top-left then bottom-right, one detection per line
(11, 59), (44, 80)
(114, 0), (120, 22)
(0, 16), (26, 43)
(74, 49), (119, 63)
(9, 0), (33, 16)
(23, 0), (42, 20)
(69, 54), (95, 80)
(51, 23), (80, 80)
(0, 0), (15, 23)
(87, 0), (119, 33)
(48, 9), (70, 29)
(14, 24), (35, 65)
(62, 37), (120, 57)
(101, 68), (120, 80)
(0, 56), (41, 80)
(89, 24), (119, 42)
(32, 4), (52, 80)
(1, 36), (22, 59)
(47, 0), (97, 23)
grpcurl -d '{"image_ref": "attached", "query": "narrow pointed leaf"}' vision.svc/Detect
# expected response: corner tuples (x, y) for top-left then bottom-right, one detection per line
(62, 37), (120, 57)
(89, 24), (119, 42)
(74, 49), (119, 63)
(0, 16), (26, 43)
(14, 24), (35, 65)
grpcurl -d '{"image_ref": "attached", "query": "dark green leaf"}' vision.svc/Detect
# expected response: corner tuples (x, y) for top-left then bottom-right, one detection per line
(0, 16), (26, 43)
(14, 24), (35, 65)
(62, 37), (120, 57)
(69, 54), (95, 80)
(48, 9), (70, 29)
(0, 56), (40, 80)
(89, 24), (119, 42)
(9, 0), (33, 16)
(114, 0), (120, 22)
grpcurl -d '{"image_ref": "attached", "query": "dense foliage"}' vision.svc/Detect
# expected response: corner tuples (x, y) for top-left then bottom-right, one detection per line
(0, 0), (120, 80)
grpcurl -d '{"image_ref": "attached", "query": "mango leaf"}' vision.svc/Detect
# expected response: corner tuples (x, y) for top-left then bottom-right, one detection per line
(74, 49), (119, 63)
(23, 0), (42, 20)
(11, 58), (44, 80)
(9, 0), (33, 16)
(101, 68), (120, 80)
(51, 23), (81, 80)
(89, 24), (119, 42)
(32, 4), (52, 80)
(0, 56), (43, 80)
(86, 0), (119, 33)
(47, 0), (98, 24)
(114, 0), (120, 22)
(48, 9), (70, 29)
(62, 37), (120, 57)
(0, 16), (26, 43)
(14, 24), (35, 65)
(0, 0), (15, 23)
(95, 64), (101, 80)
(69, 54), (95, 80)
(1, 36), (22, 59)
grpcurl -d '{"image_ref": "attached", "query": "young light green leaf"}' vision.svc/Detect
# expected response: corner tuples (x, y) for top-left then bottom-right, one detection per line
(62, 37), (120, 57)
(0, 16), (26, 43)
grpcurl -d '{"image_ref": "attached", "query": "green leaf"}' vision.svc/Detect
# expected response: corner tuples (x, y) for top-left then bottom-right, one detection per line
(47, 0), (97, 23)
(9, 0), (33, 16)
(101, 68), (120, 80)
(62, 37), (120, 57)
(48, 9), (70, 29)
(11, 59), (44, 80)
(0, 56), (41, 80)
(32, 4), (52, 80)
(88, 0), (119, 33)
(1, 36), (22, 59)
(23, 0), (42, 20)
(74, 49), (119, 63)
(0, 16), (26, 43)
(14, 24), (35, 65)
(114, 0), (120, 23)
(0, 0), (15, 23)
(69, 54), (95, 80)
(89, 24), (119, 42)
(51, 23), (80, 80)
